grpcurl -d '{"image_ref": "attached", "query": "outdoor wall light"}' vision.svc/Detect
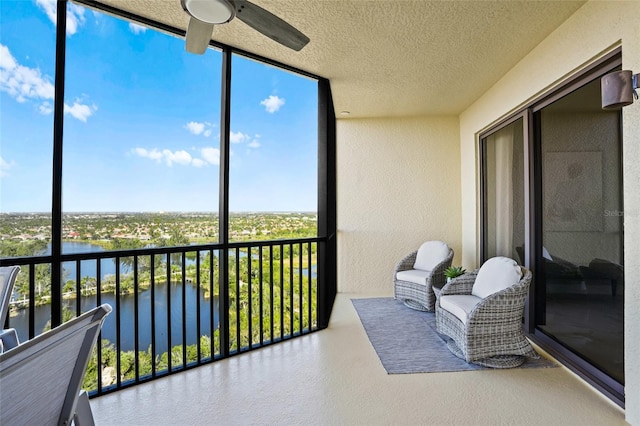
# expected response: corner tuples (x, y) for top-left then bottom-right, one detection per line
(601, 70), (639, 110)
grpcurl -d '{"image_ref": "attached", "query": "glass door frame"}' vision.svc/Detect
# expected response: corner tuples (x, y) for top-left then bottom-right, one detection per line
(478, 48), (624, 407)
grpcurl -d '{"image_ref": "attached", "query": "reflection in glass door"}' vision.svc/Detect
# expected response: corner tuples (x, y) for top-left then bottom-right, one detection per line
(537, 77), (624, 384)
(481, 117), (525, 263)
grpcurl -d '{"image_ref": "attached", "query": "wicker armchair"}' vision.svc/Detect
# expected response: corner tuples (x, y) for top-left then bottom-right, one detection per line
(435, 257), (538, 368)
(393, 241), (453, 311)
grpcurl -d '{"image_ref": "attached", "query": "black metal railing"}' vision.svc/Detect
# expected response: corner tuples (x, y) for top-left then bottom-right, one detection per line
(2, 238), (321, 396)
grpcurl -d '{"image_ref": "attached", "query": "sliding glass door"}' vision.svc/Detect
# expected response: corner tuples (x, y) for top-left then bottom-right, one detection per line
(536, 75), (624, 385)
(480, 51), (624, 405)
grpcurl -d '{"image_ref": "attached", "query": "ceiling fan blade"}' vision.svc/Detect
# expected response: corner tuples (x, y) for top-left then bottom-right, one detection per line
(234, 0), (309, 51)
(185, 17), (215, 54)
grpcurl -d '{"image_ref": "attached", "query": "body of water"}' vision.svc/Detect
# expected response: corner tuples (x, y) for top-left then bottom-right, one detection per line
(10, 283), (219, 354)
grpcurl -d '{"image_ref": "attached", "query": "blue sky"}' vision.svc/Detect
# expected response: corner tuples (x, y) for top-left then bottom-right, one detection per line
(0, 0), (318, 213)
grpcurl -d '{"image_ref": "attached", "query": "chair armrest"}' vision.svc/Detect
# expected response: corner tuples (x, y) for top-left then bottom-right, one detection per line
(0, 328), (19, 353)
(439, 270), (478, 296)
(428, 249), (455, 289)
(394, 251), (418, 275)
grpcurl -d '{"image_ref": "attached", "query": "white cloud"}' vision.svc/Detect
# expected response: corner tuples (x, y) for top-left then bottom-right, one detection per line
(133, 147), (220, 167)
(185, 121), (205, 135)
(0, 156), (15, 178)
(229, 131), (260, 149)
(1, 44), (96, 122)
(201, 147), (220, 165)
(0, 44), (17, 70)
(67, 3), (87, 35)
(260, 95), (285, 113)
(0, 44), (55, 103)
(64, 100), (97, 122)
(36, 0), (57, 28)
(162, 149), (192, 166)
(38, 101), (53, 115)
(185, 121), (215, 137)
(36, 0), (86, 35)
(133, 147), (163, 163)
(129, 23), (147, 34)
(230, 131), (250, 144)
(192, 158), (206, 168)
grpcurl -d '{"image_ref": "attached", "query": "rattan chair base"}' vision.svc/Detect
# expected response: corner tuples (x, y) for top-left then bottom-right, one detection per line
(402, 299), (430, 311)
(446, 340), (526, 369)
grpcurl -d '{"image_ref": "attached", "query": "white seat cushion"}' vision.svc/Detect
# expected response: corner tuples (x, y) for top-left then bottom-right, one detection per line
(396, 269), (432, 286)
(413, 241), (450, 271)
(472, 256), (522, 299)
(439, 295), (482, 325)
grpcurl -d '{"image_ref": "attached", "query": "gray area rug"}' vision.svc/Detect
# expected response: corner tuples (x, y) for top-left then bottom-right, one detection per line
(352, 297), (557, 374)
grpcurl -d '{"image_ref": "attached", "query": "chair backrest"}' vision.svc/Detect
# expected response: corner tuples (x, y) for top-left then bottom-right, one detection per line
(471, 256), (523, 299)
(0, 304), (111, 426)
(1, 266), (21, 327)
(413, 240), (451, 271)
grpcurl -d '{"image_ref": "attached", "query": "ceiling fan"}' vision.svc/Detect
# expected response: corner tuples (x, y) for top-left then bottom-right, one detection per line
(181, 0), (310, 54)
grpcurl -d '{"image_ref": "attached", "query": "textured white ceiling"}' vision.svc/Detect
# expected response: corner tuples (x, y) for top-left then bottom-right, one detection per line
(96, 0), (585, 118)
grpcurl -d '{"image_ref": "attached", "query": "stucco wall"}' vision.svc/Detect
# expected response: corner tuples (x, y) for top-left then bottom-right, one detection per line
(459, 1), (639, 422)
(336, 116), (461, 295)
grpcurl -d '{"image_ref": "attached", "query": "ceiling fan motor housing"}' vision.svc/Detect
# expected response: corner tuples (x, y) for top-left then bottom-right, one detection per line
(183, 0), (235, 24)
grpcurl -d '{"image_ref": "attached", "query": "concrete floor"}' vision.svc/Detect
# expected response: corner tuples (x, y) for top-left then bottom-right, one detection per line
(91, 293), (627, 425)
